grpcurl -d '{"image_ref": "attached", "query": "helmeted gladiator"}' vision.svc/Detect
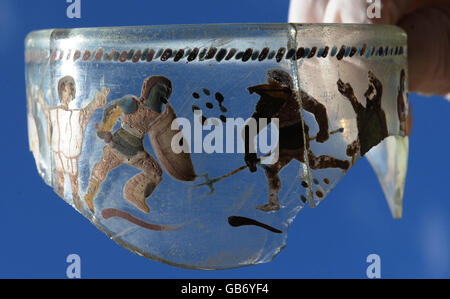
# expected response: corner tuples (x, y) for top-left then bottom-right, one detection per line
(84, 75), (195, 214)
(244, 69), (350, 212)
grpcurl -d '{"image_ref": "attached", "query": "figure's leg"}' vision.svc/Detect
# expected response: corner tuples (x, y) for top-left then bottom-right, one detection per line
(64, 156), (83, 211)
(307, 149), (350, 170)
(56, 171), (64, 197)
(124, 151), (162, 213)
(346, 139), (360, 166)
(294, 129), (350, 171)
(69, 173), (83, 212)
(256, 154), (293, 212)
(54, 154), (65, 197)
(84, 145), (123, 213)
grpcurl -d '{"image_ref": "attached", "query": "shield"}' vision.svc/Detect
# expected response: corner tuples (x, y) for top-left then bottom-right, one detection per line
(149, 104), (196, 181)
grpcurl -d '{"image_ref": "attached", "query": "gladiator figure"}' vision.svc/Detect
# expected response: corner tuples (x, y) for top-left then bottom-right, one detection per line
(244, 69), (350, 212)
(37, 76), (109, 210)
(337, 71), (388, 159)
(84, 75), (195, 214)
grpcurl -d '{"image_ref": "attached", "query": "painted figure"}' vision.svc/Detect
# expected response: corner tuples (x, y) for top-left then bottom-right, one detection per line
(244, 69), (350, 212)
(85, 75), (196, 214)
(337, 71), (388, 160)
(27, 84), (45, 174)
(37, 75), (109, 210)
(397, 69), (411, 136)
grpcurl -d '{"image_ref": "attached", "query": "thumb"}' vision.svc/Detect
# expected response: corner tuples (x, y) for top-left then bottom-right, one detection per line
(288, 0), (450, 97)
(397, 4), (450, 96)
(288, 0), (371, 23)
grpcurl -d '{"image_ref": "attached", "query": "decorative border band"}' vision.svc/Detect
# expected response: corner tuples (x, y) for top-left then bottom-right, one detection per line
(25, 44), (405, 64)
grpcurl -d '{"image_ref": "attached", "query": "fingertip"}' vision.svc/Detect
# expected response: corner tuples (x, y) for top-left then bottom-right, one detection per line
(399, 6), (450, 95)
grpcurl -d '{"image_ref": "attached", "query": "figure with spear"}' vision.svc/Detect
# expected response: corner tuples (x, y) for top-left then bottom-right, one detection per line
(196, 69), (349, 212)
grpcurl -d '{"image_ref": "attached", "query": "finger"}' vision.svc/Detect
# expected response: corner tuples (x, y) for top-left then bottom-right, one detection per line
(361, 0), (450, 95)
(371, 0), (450, 24)
(370, 0), (416, 24)
(288, 0), (424, 24)
(289, 0), (373, 23)
(289, 0), (331, 23)
(288, 0), (450, 96)
(398, 4), (450, 95)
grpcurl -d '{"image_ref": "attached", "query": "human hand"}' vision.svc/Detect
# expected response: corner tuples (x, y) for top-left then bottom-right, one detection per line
(316, 129), (329, 143)
(95, 123), (112, 143)
(337, 79), (354, 98)
(245, 152), (259, 173)
(365, 71), (383, 99)
(95, 87), (110, 108)
(288, 0), (450, 97)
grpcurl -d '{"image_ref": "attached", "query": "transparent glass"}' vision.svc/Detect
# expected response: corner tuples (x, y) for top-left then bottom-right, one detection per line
(25, 23), (409, 269)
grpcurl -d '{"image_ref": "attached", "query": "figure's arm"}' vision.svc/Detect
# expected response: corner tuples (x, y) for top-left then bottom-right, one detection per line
(36, 90), (47, 110)
(300, 90), (329, 143)
(337, 79), (363, 113)
(35, 89), (50, 120)
(81, 88), (110, 126)
(397, 69), (407, 122)
(96, 101), (122, 142)
(366, 71), (383, 106)
(26, 86), (33, 112)
(96, 96), (138, 142)
(33, 88), (51, 145)
(242, 115), (260, 173)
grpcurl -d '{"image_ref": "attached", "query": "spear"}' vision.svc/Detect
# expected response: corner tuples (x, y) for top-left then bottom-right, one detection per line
(194, 127), (344, 194)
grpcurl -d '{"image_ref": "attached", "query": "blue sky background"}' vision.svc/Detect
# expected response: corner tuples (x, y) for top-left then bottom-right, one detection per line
(1, 0), (449, 278)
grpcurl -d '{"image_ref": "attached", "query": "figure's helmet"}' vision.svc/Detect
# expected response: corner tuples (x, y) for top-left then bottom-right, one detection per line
(140, 75), (172, 112)
(267, 69), (293, 90)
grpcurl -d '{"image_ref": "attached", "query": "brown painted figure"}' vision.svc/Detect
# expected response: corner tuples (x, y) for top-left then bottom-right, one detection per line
(397, 69), (412, 136)
(337, 71), (388, 160)
(84, 76), (195, 214)
(37, 76), (109, 210)
(244, 69), (350, 212)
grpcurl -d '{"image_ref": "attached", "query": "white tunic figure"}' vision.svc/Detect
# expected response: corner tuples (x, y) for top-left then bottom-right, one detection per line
(49, 108), (83, 175)
(37, 76), (109, 211)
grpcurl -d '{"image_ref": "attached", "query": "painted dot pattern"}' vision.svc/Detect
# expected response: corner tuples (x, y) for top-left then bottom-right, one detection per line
(25, 44), (406, 64)
(300, 195), (307, 204)
(191, 89), (229, 124)
(202, 88), (211, 96)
